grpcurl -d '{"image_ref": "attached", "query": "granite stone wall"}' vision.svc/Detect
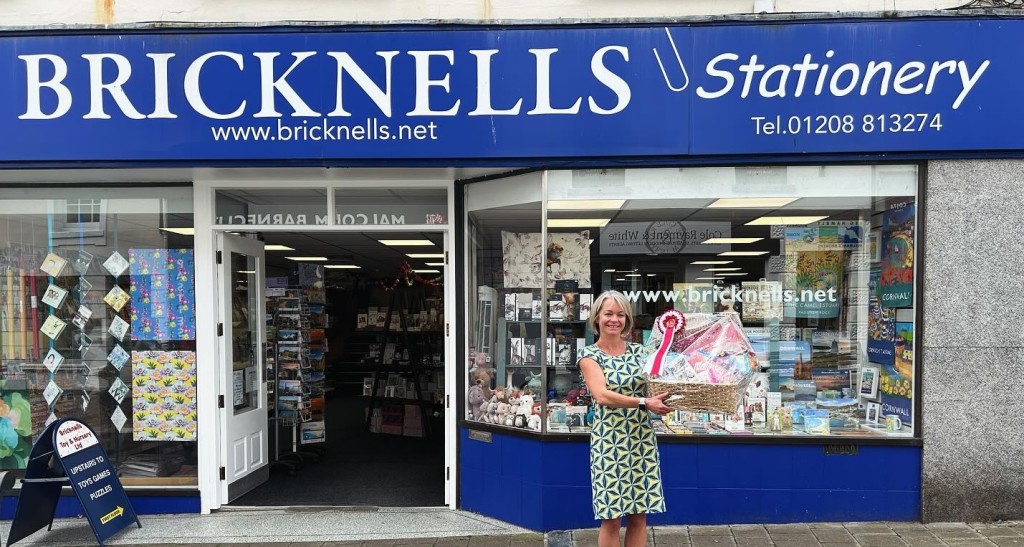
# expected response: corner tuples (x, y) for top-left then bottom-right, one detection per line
(922, 160), (1024, 522)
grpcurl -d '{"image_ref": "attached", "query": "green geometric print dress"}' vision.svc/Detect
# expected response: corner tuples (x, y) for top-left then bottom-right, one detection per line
(580, 343), (666, 520)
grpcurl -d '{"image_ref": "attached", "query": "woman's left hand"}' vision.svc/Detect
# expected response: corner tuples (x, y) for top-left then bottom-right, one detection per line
(646, 392), (672, 416)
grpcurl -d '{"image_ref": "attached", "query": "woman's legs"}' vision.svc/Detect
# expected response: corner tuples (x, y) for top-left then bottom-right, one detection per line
(624, 513), (647, 547)
(598, 517), (622, 547)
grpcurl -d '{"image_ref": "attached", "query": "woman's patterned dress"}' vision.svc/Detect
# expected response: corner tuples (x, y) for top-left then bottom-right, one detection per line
(579, 343), (666, 520)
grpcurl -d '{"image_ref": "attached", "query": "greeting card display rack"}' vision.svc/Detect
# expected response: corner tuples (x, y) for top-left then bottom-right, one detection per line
(266, 286), (325, 473)
(363, 286), (433, 436)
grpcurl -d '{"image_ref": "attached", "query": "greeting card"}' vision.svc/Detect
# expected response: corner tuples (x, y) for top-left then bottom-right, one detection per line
(43, 381), (63, 406)
(43, 348), (64, 373)
(103, 251), (130, 278)
(108, 377), (129, 404)
(111, 406), (127, 431)
(40, 253), (68, 277)
(107, 345), (130, 371)
(72, 250), (94, 276)
(42, 284), (69, 309)
(104, 285), (130, 312)
(108, 316), (130, 341)
(40, 315), (67, 340)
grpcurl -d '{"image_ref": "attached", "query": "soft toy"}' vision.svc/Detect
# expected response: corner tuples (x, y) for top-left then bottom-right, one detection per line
(528, 402), (542, 431)
(523, 371), (542, 395)
(467, 368), (492, 421)
(513, 394), (534, 428)
(485, 394), (498, 423)
(496, 401), (510, 426)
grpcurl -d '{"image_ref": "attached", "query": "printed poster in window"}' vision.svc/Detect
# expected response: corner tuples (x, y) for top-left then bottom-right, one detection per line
(880, 200), (915, 308)
(132, 350), (198, 441)
(866, 268), (895, 366)
(791, 251), (842, 319)
(130, 249), (196, 341)
(501, 231), (591, 288)
(0, 390), (33, 469)
(880, 322), (914, 426)
(740, 280), (783, 321)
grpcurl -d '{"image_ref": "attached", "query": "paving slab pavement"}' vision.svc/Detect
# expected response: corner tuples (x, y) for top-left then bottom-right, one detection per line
(0, 510), (1020, 546)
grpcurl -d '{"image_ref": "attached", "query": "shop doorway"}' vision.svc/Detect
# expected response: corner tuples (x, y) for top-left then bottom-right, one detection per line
(216, 229), (449, 508)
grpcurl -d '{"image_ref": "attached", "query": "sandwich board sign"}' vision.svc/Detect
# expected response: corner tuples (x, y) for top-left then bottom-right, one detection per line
(7, 418), (140, 546)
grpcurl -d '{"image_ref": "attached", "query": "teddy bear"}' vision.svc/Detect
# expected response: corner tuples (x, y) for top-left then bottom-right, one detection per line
(483, 394), (498, 423)
(467, 368), (492, 421)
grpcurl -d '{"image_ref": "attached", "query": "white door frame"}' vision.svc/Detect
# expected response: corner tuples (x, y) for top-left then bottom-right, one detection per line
(194, 170), (457, 513)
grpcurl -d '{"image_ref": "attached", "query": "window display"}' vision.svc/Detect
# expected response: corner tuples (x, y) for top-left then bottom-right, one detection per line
(0, 186), (198, 481)
(465, 165), (919, 438)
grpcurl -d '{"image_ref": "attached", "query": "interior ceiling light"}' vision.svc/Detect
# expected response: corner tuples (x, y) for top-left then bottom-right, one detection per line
(160, 227), (194, 236)
(691, 260), (734, 265)
(263, 244), (295, 251)
(324, 265), (360, 269)
(378, 239), (434, 246)
(701, 237), (764, 244)
(615, 278), (626, 281)
(708, 197), (798, 208)
(407, 253), (445, 259)
(603, 268), (616, 272)
(646, 274), (656, 277)
(745, 215), (827, 226)
(694, 277), (723, 281)
(412, 269), (440, 274)
(547, 199), (625, 210)
(236, 270), (256, 274)
(425, 262), (446, 267)
(285, 256), (329, 261)
(625, 273), (642, 277)
(547, 218), (611, 228)
(716, 272), (748, 276)
(704, 267), (742, 272)
(718, 251), (769, 256)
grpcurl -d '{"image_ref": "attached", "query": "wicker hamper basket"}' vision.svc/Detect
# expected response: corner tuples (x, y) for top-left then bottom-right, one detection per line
(648, 377), (751, 414)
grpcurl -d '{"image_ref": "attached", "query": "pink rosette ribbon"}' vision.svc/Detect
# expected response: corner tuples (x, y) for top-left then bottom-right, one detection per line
(648, 310), (686, 377)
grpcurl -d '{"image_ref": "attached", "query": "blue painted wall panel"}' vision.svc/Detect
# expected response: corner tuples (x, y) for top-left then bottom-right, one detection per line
(460, 428), (921, 532)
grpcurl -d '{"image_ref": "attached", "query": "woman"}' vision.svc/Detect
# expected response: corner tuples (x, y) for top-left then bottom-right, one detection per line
(577, 290), (671, 547)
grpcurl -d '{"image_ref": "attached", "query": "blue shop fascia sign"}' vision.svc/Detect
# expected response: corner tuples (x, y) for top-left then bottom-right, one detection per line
(0, 16), (1021, 162)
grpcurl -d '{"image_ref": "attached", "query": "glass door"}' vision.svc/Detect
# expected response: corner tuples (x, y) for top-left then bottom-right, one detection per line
(218, 233), (268, 502)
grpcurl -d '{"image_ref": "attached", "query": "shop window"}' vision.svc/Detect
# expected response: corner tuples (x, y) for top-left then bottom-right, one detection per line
(0, 186), (198, 484)
(465, 166), (919, 439)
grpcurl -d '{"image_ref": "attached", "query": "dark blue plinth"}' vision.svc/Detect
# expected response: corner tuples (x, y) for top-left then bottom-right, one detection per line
(459, 428), (921, 531)
(2, 494), (200, 520)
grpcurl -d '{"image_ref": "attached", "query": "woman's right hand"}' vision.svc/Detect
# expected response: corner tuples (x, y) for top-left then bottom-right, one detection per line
(646, 392), (672, 416)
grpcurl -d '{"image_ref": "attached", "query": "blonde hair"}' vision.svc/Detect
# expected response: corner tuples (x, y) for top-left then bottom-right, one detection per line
(590, 290), (634, 339)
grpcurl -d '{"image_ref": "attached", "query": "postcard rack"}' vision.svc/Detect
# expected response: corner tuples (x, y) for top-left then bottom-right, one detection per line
(266, 286), (325, 472)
